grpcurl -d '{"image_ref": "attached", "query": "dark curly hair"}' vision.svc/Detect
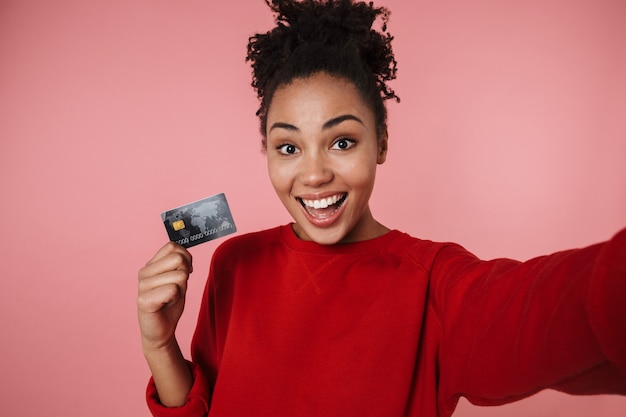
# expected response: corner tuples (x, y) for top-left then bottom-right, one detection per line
(246, 0), (399, 148)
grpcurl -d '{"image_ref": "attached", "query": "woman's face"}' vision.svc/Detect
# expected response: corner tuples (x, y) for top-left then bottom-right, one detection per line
(266, 72), (388, 245)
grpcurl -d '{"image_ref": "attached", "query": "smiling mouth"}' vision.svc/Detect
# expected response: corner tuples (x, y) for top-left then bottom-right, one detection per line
(297, 193), (347, 219)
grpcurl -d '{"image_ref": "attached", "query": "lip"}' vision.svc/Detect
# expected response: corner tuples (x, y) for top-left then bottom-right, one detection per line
(296, 191), (345, 200)
(295, 192), (347, 228)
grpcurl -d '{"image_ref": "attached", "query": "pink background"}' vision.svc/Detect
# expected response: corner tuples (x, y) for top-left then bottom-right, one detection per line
(1, 0), (625, 415)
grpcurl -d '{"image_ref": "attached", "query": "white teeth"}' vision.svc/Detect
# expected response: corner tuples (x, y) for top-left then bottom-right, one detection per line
(301, 194), (343, 209)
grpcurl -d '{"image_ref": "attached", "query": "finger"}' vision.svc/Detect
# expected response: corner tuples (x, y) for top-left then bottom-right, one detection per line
(146, 242), (193, 272)
(138, 269), (189, 296)
(137, 282), (185, 314)
(139, 251), (193, 281)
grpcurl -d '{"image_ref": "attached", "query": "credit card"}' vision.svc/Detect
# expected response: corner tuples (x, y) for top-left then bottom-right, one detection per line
(161, 193), (236, 248)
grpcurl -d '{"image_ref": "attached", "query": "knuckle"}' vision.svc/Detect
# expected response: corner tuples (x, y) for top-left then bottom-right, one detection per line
(137, 266), (149, 281)
(136, 293), (151, 310)
(137, 279), (150, 293)
(168, 251), (185, 267)
(164, 241), (179, 251)
(173, 251), (186, 262)
(173, 253), (192, 272)
(172, 269), (189, 284)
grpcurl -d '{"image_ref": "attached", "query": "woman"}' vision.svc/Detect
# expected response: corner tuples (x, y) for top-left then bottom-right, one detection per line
(137, 1), (626, 416)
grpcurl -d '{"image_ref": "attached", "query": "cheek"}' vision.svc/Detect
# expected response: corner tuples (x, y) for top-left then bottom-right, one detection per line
(339, 156), (378, 191)
(267, 160), (291, 195)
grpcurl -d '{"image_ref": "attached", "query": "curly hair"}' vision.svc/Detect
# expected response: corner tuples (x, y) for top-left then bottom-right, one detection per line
(246, 0), (399, 147)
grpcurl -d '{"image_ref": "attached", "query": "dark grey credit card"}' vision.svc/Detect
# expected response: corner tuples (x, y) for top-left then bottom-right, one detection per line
(160, 193), (236, 248)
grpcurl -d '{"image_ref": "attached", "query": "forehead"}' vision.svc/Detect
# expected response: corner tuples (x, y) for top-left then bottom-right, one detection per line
(267, 73), (375, 127)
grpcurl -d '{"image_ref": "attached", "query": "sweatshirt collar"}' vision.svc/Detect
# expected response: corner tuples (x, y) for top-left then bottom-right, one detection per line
(280, 223), (403, 255)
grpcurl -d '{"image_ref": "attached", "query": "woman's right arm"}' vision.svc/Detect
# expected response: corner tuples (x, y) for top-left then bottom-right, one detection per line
(137, 242), (194, 407)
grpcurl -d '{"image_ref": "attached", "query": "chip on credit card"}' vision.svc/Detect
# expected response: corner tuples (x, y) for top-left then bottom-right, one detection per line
(161, 193), (236, 248)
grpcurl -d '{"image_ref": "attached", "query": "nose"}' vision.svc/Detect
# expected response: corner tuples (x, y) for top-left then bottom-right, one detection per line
(298, 150), (333, 187)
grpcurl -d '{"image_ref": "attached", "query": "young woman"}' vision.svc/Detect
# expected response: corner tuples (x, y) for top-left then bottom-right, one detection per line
(137, 1), (626, 416)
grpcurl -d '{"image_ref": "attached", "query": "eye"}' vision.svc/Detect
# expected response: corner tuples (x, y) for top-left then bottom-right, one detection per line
(277, 143), (299, 155)
(331, 138), (356, 150)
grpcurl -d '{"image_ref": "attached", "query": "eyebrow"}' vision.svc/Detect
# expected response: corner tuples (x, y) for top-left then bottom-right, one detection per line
(268, 114), (365, 133)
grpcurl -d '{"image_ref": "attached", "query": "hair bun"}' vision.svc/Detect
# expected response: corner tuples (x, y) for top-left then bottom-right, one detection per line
(270, 0), (388, 46)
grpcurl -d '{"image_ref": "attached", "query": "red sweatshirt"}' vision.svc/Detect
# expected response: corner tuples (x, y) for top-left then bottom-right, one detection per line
(147, 225), (626, 417)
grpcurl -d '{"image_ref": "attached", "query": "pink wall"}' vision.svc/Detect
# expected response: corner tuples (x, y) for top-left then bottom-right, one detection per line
(0, 0), (624, 415)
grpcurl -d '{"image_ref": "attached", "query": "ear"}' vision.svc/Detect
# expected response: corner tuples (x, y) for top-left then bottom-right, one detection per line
(377, 130), (388, 164)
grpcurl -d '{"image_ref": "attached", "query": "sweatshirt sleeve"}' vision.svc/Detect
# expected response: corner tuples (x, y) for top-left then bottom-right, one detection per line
(433, 228), (626, 414)
(146, 362), (210, 417)
(587, 227), (626, 373)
